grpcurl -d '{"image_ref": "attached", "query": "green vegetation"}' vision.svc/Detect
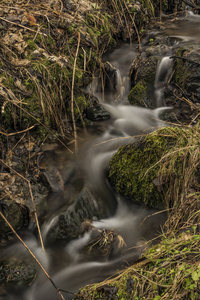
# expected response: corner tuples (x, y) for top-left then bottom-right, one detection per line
(109, 125), (199, 209)
(77, 226), (200, 300)
(0, 0), (150, 140)
(128, 81), (147, 106)
(174, 48), (192, 89)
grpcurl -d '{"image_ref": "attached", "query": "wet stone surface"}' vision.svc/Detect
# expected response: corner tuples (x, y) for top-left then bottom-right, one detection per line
(0, 257), (37, 295)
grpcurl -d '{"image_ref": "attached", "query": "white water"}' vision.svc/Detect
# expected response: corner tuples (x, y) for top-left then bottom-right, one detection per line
(4, 11), (200, 300)
(154, 56), (173, 107)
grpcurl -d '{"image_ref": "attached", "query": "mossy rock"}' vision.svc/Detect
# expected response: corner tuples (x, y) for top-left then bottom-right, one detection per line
(173, 46), (200, 95)
(0, 257), (37, 293)
(128, 80), (147, 107)
(108, 126), (193, 209)
(129, 56), (159, 107)
(0, 201), (29, 237)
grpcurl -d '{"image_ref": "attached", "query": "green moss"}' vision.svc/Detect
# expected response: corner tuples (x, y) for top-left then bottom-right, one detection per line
(174, 59), (191, 89)
(128, 81), (147, 106)
(77, 229), (200, 300)
(108, 126), (191, 209)
(2, 74), (15, 89)
(74, 95), (88, 119)
(27, 40), (37, 51)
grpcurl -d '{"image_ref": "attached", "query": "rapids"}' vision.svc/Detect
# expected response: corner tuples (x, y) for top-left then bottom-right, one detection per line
(3, 10), (200, 300)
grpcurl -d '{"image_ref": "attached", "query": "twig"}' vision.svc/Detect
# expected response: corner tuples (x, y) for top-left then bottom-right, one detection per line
(170, 55), (200, 67)
(0, 159), (45, 252)
(141, 208), (172, 224)
(0, 17), (47, 36)
(0, 125), (36, 136)
(189, 112), (200, 125)
(182, 0), (197, 9)
(71, 31), (80, 155)
(0, 210), (67, 300)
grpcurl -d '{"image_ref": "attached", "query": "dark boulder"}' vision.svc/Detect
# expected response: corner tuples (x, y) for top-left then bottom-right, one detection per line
(0, 200), (29, 237)
(44, 186), (108, 246)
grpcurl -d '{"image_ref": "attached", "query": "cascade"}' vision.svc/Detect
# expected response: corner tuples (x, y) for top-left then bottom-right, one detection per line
(4, 11), (200, 300)
(154, 56), (173, 107)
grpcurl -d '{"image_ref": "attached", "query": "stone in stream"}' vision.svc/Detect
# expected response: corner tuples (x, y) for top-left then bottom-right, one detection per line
(108, 126), (199, 210)
(0, 257), (37, 295)
(38, 149), (75, 193)
(44, 186), (108, 246)
(0, 200), (29, 238)
(80, 220), (126, 261)
(128, 40), (200, 124)
(129, 55), (160, 108)
(85, 105), (111, 121)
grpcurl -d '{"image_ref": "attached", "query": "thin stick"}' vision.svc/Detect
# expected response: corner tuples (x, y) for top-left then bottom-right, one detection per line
(170, 55), (200, 67)
(0, 159), (45, 252)
(0, 125), (36, 136)
(0, 17), (47, 36)
(0, 211), (67, 300)
(144, 145), (199, 177)
(71, 31), (80, 154)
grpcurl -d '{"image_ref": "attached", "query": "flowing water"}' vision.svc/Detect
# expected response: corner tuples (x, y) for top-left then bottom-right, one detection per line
(4, 11), (200, 300)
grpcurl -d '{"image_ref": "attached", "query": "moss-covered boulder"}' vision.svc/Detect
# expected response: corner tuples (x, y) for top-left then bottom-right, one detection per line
(129, 55), (160, 107)
(0, 257), (37, 294)
(108, 125), (200, 209)
(172, 45), (200, 101)
(128, 80), (147, 107)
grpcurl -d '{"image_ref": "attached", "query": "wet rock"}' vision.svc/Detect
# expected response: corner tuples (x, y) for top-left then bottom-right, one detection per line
(109, 126), (198, 209)
(0, 257), (37, 294)
(24, 182), (49, 218)
(145, 44), (170, 57)
(165, 44), (200, 123)
(129, 55), (160, 107)
(38, 150), (75, 192)
(90, 61), (123, 98)
(0, 200), (29, 237)
(96, 284), (118, 299)
(172, 46), (200, 101)
(81, 226), (126, 260)
(128, 81), (147, 107)
(85, 105), (111, 121)
(45, 186), (108, 246)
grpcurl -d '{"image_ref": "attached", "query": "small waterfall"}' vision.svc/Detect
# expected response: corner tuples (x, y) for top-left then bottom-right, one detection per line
(4, 45), (172, 300)
(154, 56), (173, 107)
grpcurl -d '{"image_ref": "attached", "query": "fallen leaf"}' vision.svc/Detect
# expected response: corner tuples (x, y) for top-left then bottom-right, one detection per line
(11, 58), (30, 66)
(26, 15), (37, 26)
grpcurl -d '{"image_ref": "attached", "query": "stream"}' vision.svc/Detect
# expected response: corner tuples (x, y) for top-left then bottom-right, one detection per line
(3, 11), (200, 300)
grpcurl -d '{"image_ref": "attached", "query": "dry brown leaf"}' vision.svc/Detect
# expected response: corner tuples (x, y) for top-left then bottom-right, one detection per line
(11, 58), (30, 66)
(3, 32), (27, 54)
(26, 15), (37, 26)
